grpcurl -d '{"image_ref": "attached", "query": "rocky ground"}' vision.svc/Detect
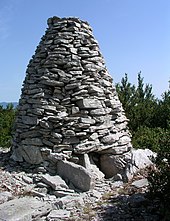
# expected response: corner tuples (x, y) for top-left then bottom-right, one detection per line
(0, 148), (162, 221)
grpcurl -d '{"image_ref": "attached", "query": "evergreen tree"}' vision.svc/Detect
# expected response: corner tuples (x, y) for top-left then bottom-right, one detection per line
(155, 89), (170, 129)
(0, 104), (16, 148)
(116, 72), (157, 132)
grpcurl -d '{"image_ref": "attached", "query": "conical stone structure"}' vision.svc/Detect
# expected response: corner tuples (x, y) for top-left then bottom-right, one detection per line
(12, 17), (132, 181)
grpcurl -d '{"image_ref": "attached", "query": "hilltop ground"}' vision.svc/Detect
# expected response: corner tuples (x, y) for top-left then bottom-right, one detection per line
(0, 147), (162, 221)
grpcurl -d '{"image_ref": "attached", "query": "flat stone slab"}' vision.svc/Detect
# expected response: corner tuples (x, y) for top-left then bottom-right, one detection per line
(57, 160), (94, 191)
(0, 191), (13, 204)
(41, 174), (69, 190)
(47, 209), (70, 220)
(0, 196), (52, 221)
(76, 98), (103, 109)
(55, 195), (84, 209)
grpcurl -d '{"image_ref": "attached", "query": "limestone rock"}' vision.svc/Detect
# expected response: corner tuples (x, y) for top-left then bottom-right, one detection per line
(100, 154), (128, 179)
(55, 195), (84, 209)
(76, 98), (103, 109)
(131, 178), (149, 188)
(0, 197), (52, 221)
(11, 146), (43, 164)
(53, 189), (76, 198)
(82, 154), (105, 180)
(22, 175), (33, 184)
(57, 160), (94, 191)
(41, 174), (69, 190)
(101, 134), (119, 144)
(0, 192), (13, 204)
(131, 148), (155, 173)
(47, 209), (70, 220)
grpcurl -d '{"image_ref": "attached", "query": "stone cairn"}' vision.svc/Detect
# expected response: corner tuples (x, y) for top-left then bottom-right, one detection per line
(12, 17), (132, 192)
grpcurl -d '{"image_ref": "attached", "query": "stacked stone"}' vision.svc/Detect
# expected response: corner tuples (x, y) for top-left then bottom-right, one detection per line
(12, 17), (132, 181)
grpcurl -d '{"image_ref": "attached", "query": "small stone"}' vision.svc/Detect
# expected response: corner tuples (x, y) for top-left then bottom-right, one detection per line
(48, 152), (70, 161)
(37, 182), (49, 188)
(118, 135), (131, 145)
(90, 189), (102, 199)
(53, 144), (72, 152)
(55, 195), (84, 209)
(131, 178), (149, 188)
(79, 117), (95, 124)
(31, 190), (47, 197)
(101, 134), (119, 144)
(88, 85), (103, 93)
(21, 116), (38, 125)
(76, 132), (87, 136)
(54, 189), (75, 197)
(90, 108), (106, 116)
(76, 98), (103, 109)
(89, 132), (98, 141)
(22, 176), (33, 184)
(74, 141), (101, 154)
(41, 174), (69, 190)
(65, 83), (80, 90)
(47, 209), (70, 220)
(64, 130), (76, 137)
(52, 132), (62, 139)
(71, 106), (80, 114)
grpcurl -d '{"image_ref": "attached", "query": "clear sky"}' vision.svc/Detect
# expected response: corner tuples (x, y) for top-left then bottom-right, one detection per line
(0, 0), (169, 102)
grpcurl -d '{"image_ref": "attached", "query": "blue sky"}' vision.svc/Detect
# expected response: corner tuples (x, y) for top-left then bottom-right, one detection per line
(0, 0), (169, 102)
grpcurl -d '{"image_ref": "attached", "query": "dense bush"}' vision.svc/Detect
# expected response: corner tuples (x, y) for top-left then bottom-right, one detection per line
(132, 126), (164, 152)
(147, 129), (170, 219)
(0, 103), (16, 148)
(116, 72), (157, 132)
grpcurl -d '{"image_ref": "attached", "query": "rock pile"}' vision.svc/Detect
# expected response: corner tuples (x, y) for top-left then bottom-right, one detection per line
(12, 16), (132, 190)
(0, 148), (160, 221)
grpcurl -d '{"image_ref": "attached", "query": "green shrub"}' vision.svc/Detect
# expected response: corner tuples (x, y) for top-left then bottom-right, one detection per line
(132, 126), (166, 152)
(0, 104), (16, 148)
(147, 129), (170, 219)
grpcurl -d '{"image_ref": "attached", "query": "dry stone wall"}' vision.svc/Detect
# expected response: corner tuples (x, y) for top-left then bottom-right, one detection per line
(12, 17), (132, 184)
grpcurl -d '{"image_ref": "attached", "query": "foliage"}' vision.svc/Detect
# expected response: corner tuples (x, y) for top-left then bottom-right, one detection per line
(154, 90), (170, 129)
(116, 73), (170, 219)
(116, 72), (157, 132)
(147, 129), (170, 219)
(0, 103), (16, 148)
(132, 126), (164, 152)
